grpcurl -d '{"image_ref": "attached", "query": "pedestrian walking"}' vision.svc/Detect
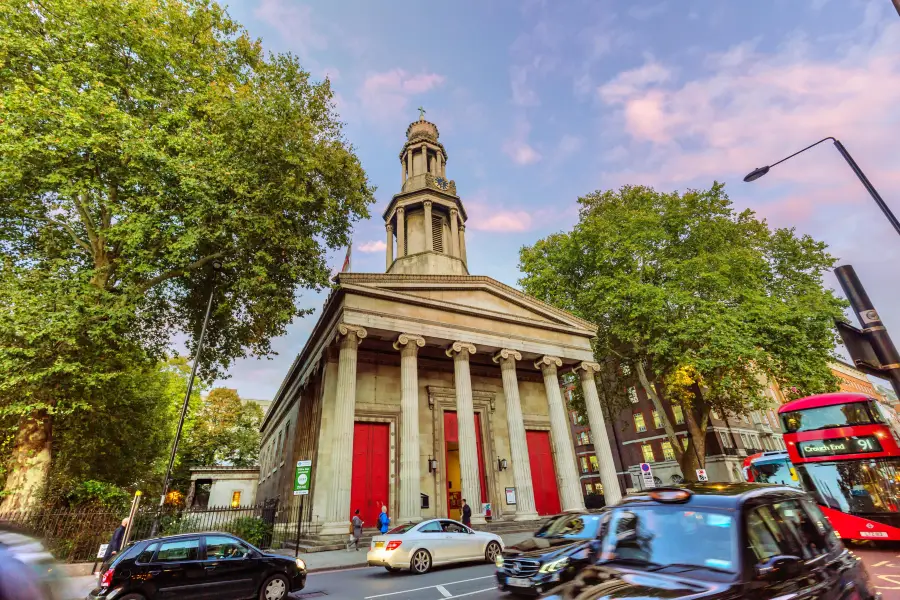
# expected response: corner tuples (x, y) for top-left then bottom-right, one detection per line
(377, 505), (390, 534)
(103, 518), (129, 562)
(461, 498), (472, 527)
(347, 510), (363, 551)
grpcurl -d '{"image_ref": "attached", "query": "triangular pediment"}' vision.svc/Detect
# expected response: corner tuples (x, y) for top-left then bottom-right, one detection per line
(335, 273), (596, 335)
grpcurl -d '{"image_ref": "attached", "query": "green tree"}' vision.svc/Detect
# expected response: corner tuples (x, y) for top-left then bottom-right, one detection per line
(0, 0), (373, 508)
(520, 184), (844, 479)
(172, 388), (262, 493)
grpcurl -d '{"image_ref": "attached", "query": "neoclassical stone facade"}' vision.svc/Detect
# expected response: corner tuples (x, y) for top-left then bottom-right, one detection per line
(258, 116), (620, 535)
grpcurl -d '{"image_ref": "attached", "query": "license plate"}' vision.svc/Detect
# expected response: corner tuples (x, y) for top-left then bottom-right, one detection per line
(507, 577), (531, 588)
(859, 531), (888, 538)
(375, 541), (385, 548)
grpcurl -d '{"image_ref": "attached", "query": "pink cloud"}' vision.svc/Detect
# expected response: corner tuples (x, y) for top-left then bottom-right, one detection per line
(503, 118), (543, 165)
(357, 240), (387, 253)
(358, 69), (446, 122)
(596, 20), (900, 193)
(465, 191), (534, 232)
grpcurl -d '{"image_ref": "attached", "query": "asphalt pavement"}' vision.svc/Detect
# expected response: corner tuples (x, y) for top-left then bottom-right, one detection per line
(294, 563), (503, 600)
(848, 541), (900, 600)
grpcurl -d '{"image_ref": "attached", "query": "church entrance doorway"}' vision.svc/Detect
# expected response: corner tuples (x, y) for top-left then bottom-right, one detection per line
(350, 422), (390, 528)
(526, 430), (561, 515)
(443, 411), (488, 521)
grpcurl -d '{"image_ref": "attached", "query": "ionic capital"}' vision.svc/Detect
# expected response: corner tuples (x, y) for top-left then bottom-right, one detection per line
(423, 200), (433, 208)
(459, 223), (466, 232)
(492, 349), (522, 364)
(394, 333), (426, 351)
(534, 355), (563, 372)
(386, 222), (393, 233)
(573, 361), (602, 375)
(450, 208), (458, 216)
(337, 323), (367, 344)
(446, 341), (477, 358)
(396, 206), (405, 216)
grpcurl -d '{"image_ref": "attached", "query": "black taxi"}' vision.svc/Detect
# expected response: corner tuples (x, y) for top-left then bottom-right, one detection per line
(534, 484), (880, 600)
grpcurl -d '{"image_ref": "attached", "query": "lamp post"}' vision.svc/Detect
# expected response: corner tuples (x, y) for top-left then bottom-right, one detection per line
(150, 261), (221, 535)
(743, 137), (900, 237)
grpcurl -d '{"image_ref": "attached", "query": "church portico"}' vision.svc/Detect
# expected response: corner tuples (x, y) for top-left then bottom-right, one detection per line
(259, 115), (620, 536)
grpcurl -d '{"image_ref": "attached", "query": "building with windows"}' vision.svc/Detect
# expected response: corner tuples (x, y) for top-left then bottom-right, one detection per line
(258, 116), (621, 537)
(830, 360), (885, 401)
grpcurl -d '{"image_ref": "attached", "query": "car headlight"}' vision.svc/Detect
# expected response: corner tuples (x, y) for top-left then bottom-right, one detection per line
(538, 557), (569, 574)
(495, 555), (504, 568)
(295, 558), (306, 571)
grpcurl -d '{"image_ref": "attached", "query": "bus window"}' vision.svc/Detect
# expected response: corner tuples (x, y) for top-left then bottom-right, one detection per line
(795, 458), (900, 514)
(781, 402), (879, 433)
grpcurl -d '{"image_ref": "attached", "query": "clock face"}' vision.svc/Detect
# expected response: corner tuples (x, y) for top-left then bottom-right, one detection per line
(434, 176), (449, 190)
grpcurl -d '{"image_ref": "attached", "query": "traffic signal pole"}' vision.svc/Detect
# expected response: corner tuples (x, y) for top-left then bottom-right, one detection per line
(834, 265), (900, 397)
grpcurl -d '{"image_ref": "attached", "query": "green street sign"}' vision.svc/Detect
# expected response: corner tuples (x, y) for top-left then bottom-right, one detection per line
(293, 460), (312, 496)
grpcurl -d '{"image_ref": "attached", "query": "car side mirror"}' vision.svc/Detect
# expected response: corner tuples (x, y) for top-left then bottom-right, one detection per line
(755, 555), (803, 581)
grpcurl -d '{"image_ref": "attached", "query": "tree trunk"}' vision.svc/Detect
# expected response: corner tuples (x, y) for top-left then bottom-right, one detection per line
(678, 384), (710, 481)
(635, 362), (685, 464)
(0, 412), (52, 511)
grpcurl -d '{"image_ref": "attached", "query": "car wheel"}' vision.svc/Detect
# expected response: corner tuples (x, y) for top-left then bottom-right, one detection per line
(385, 566), (401, 574)
(259, 573), (290, 600)
(410, 549), (432, 574)
(485, 541), (501, 563)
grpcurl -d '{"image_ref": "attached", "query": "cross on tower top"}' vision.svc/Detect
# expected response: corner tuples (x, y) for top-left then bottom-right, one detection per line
(417, 106), (426, 120)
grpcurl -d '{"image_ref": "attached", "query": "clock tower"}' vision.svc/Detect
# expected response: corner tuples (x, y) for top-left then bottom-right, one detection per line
(383, 114), (469, 275)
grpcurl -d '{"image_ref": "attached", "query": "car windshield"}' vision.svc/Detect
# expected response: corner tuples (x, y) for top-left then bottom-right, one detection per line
(599, 505), (737, 574)
(782, 401), (881, 433)
(387, 523), (417, 534)
(534, 513), (603, 540)
(796, 458), (900, 514)
(752, 459), (800, 488)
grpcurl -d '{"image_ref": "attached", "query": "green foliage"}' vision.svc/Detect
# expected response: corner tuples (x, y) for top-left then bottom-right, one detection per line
(226, 516), (273, 548)
(65, 480), (130, 511)
(0, 0), (372, 502)
(171, 387), (262, 493)
(520, 183), (845, 474)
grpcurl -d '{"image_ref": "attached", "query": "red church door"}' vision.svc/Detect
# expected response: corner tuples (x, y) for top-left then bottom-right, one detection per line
(526, 430), (561, 516)
(350, 422), (390, 527)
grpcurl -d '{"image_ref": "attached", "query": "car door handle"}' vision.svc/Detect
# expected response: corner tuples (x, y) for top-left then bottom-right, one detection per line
(150, 570), (161, 577)
(204, 565), (218, 571)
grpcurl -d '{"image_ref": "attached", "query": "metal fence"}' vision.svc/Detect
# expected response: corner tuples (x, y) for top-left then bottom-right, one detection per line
(0, 499), (295, 563)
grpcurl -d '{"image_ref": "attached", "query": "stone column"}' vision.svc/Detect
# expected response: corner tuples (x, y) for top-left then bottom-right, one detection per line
(321, 324), (368, 535)
(385, 223), (394, 269)
(406, 148), (412, 178)
(493, 349), (539, 521)
(450, 208), (460, 258)
(535, 355), (585, 512)
(395, 333), (426, 523)
(575, 362), (622, 505)
(446, 341), (485, 524)
(422, 144), (429, 174)
(424, 201), (433, 252)
(396, 207), (405, 258)
(401, 162), (406, 186)
(459, 224), (467, 265)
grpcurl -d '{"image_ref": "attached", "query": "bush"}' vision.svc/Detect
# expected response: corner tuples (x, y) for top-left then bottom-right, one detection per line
(66, 480), (130, 511)
(226, 516), (273, 548)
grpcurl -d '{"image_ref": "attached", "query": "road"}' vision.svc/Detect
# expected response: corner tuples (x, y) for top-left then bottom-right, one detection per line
(294, 563), (503, 600)
(849, 542), (900, 600)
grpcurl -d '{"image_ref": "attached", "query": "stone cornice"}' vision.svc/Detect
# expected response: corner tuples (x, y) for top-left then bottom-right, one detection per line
(336, 273), (596, 332)
(382, 189), (465, 222)
(426, 385), (496, 412)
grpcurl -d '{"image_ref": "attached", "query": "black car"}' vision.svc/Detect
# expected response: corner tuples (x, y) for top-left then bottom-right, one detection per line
(501, 484), (881, 600)
(495, 511), (608, 595)
(88, 531), (306, 600)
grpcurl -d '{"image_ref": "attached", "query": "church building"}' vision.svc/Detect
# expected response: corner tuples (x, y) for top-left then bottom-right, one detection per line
(258, 115), (621, 536)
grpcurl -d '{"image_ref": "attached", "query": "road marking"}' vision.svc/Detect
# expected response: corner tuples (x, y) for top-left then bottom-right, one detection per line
(442, 588), (496, 599)
(363, 575), (494, 599)
(876, 574), (900, 590)
(873, 560), (891, 568)
(436, 585), (452, 598)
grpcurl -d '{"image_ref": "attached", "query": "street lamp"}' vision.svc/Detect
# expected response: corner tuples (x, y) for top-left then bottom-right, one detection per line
(151, 260), (222, 535)
(743, 137), (900, 237)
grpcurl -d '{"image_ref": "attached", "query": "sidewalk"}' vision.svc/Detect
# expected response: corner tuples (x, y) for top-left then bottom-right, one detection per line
(270, 530), (535, 573)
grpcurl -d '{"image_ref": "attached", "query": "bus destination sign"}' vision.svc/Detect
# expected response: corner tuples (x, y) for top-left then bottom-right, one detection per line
(797, 435), (883, 458)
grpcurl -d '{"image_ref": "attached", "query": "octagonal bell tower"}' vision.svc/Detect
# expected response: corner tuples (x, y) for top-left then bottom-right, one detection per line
(383, 113), (469, 275)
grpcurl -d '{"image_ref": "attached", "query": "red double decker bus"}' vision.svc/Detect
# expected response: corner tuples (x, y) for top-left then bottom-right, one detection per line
(778, 392), (900, 541)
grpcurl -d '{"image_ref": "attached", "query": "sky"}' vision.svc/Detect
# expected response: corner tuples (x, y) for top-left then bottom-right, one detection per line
(212, 0), (900, 400)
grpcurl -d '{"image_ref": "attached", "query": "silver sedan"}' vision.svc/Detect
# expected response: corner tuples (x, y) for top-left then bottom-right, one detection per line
(366, 518), (503, 574)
